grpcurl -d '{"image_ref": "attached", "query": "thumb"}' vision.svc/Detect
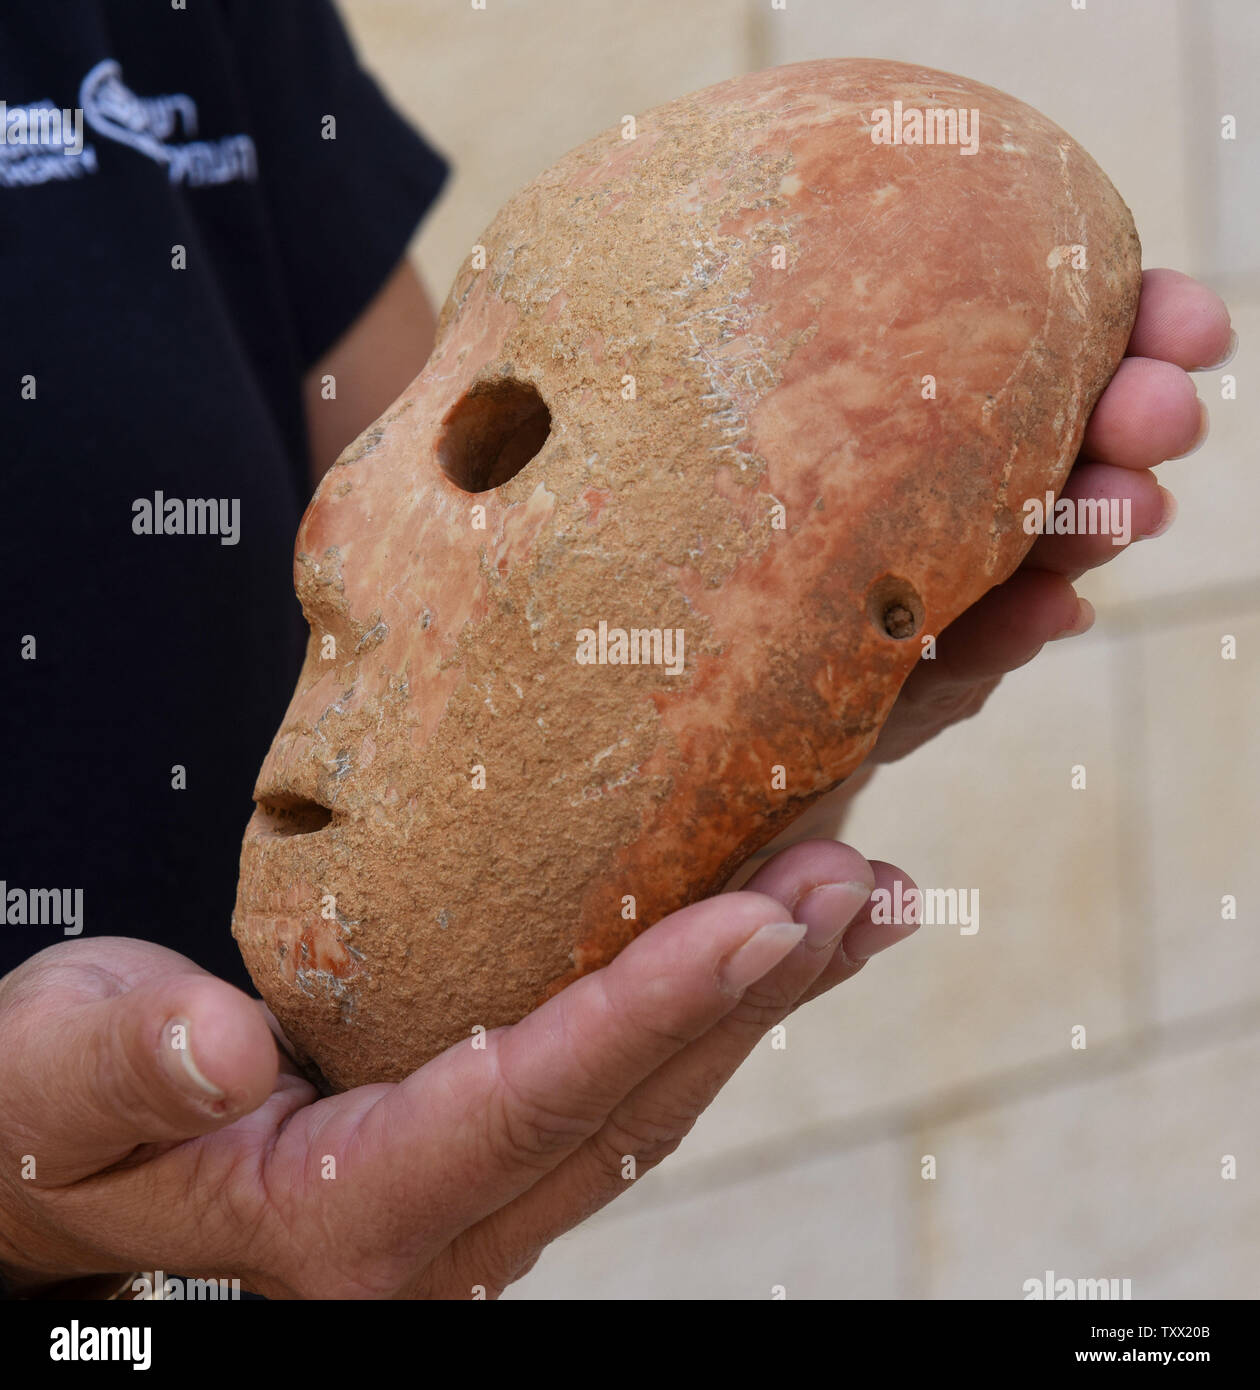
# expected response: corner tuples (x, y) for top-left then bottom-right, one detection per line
(5, 963), (278, 1183)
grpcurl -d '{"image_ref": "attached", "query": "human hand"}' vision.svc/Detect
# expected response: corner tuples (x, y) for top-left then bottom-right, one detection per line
(0, 838), (915, 1299)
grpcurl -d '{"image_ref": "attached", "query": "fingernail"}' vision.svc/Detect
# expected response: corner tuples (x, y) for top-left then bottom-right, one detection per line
(794, 881), (873, 950)
(1049, 596), (1095, 641)
(718, 921), (807, 997)
(1139, 485), (1178, 540)
(159, 1017), (225, 1099)
(1196, 328), (1237, 372)
(1169, 400), (1209, 459)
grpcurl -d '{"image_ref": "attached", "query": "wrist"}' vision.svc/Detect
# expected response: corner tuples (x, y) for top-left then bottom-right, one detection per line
(2, 1269), (140, 1300)
(0, 1209), (121, 1298)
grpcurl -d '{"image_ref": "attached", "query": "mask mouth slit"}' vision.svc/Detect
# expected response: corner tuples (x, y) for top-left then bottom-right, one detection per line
(437, 377), (552, 492)
(253, 796), (333, 838)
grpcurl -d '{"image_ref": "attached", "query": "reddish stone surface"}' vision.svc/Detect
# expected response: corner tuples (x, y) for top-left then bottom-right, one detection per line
(233, 59), (1141, 1091)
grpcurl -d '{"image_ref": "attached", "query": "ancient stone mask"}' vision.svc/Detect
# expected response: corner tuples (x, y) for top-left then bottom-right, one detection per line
(233, 58), (1140, 1090)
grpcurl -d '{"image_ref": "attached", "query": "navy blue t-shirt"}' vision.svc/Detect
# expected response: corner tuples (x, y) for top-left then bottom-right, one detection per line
(1, 1), (448, 988)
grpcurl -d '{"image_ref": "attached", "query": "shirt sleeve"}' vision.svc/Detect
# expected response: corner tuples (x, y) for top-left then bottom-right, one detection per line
(220, 0), (450, 369)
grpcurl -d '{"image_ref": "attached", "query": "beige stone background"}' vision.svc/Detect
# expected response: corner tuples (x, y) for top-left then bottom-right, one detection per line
(338, 0), (1259, 1298)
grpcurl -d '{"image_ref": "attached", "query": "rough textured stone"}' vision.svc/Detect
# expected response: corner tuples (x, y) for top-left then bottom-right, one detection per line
(232, 59), (1141, 1091)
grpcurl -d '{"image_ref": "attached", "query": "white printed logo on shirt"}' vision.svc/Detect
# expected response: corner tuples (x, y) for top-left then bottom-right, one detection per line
(0, 58), (256, 189)
(81, 59), (256, 185)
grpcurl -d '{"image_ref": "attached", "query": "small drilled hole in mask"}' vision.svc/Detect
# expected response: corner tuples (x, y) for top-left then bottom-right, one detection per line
(865, 575), (924, 640)
(437, 378), (552, 492)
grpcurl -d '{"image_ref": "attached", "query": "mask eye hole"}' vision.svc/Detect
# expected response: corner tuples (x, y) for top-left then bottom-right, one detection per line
(437, 377), (552, 492)
(865, 575), (924, 640)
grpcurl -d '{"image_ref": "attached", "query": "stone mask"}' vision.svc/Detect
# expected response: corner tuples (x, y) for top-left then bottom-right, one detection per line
(233, 58), (1140, 1090)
